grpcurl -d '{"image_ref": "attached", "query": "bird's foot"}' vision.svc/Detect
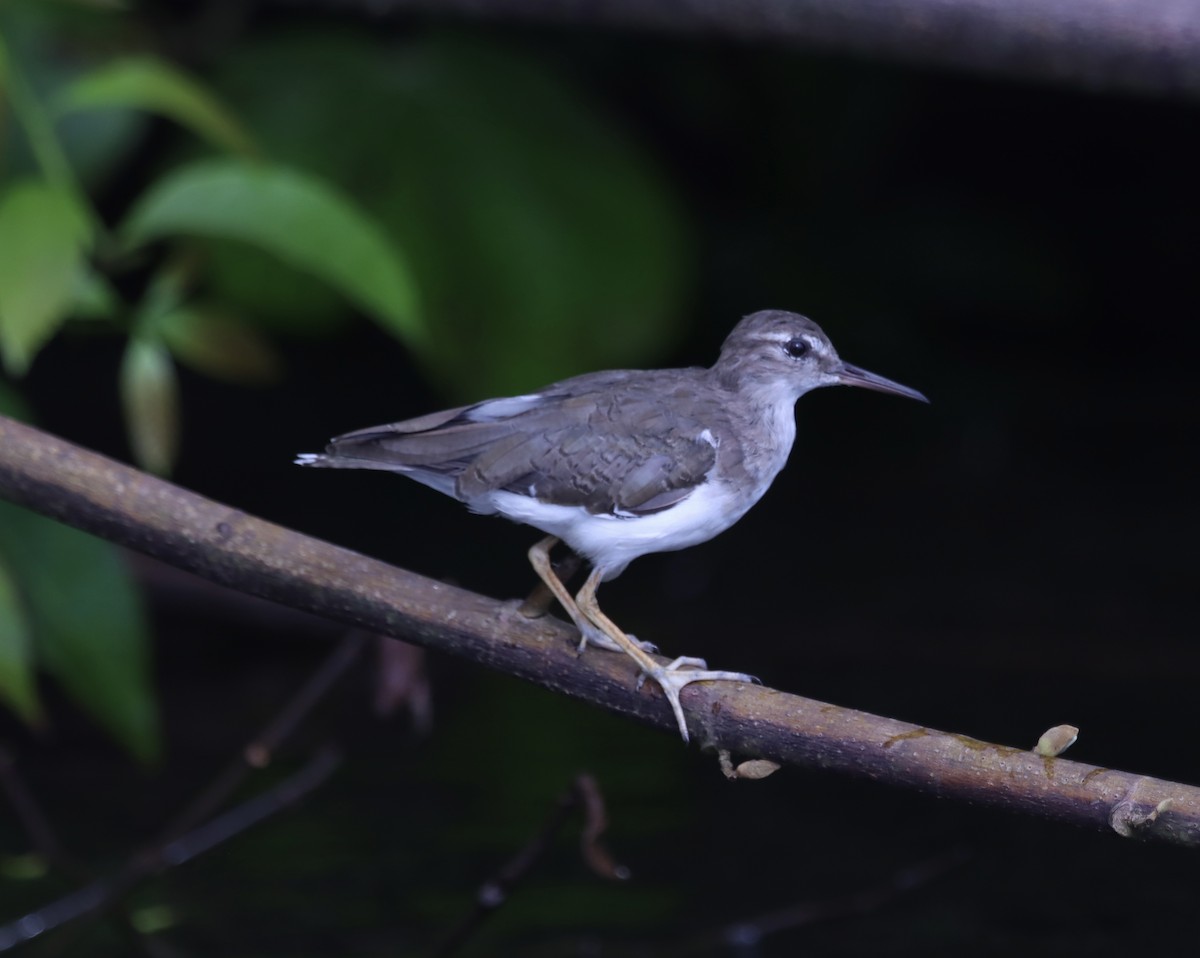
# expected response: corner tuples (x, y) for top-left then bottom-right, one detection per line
(635, 656), (760, 689)
(576, 623), (657, 655)
(641, 660), (759, 743)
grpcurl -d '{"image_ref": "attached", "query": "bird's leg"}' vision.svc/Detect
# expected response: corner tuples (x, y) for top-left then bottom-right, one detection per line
(574, 568), (757, 743)
(519, 542), (584, 618)
(526, 537), (654, 654)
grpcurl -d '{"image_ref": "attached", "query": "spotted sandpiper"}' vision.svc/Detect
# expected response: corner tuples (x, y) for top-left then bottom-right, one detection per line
(297, 310), (927, 741)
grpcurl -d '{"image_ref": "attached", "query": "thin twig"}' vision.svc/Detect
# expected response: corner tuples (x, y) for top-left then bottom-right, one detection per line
(243, 631), (366, 766)
(2, 415), (1200, 846)
(0, 627), (363, 952)
(575, 774), (629, 882)
(0, 747), (340, 952)
(671, 847), (971, 956)
(158, 746), (341, 867)
(0, 745), (75, 875)
(161, 631), (366, 840)
(373, 637), (433, 731)
(433, 774), (627, 958)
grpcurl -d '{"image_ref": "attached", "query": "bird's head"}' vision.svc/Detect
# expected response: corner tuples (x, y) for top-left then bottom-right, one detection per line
(714, 310), (928, 405)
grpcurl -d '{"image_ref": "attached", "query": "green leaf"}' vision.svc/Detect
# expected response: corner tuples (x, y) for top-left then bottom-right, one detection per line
(391, 39), (689, 397)
(0, 179), (92, 376)
(196, 239), (349, 337)
(0, 555), (43, 726)
(205, 32), (689, 398)
(119, 337), (180, 475)
(0, 502), (160, 764)
(156, 305), (283, 383)
(2, 14), (148, 191)
(0, 30), (95, 218)
(121, 159), (423, 345)
(70, 262), (120, 319)
(55, 55), (258, 158)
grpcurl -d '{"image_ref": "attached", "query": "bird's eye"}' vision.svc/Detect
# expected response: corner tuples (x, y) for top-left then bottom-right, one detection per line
(783, 337), (810, 359)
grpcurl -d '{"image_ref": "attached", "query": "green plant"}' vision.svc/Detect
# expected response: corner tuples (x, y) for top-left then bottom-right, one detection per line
(0, 2), (688, 760)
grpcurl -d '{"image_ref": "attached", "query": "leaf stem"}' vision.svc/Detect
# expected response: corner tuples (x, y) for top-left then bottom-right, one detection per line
(0, 35), (101, 238)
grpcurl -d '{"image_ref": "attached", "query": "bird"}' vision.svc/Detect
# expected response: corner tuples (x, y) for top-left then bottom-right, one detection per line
(297, 309), (927, 741)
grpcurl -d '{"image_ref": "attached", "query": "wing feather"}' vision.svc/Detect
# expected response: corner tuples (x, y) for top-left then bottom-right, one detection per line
(312, 368), (722, 515)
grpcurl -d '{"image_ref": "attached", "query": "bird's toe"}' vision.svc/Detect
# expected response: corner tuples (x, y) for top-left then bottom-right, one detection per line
(626, 633), (659, 654)
(644, 662), (757, 742)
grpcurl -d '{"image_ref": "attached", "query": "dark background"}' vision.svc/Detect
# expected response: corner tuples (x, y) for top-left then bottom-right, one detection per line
(4, 1), (1200, 954)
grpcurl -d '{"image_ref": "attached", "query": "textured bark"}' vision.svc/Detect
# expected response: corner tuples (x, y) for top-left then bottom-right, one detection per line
(1, 413), (1198, 847)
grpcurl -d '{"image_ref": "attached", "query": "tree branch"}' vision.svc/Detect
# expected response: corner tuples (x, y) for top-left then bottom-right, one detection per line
(1, 413), (1198, 847)
(280, 0), (1200, 99)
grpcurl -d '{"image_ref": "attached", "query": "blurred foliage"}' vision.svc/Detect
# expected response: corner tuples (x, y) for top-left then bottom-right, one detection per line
(0, 500), (160, 766)
(0, 2), (425, 476)
(123, 158), (423, 344)
(55, 55), (260, 158)
(0, 383), (159, 763)
(200, 30), (690, 396)
(0, 1), (687, 761)
(0, 551), (40, 727)
(0, 178), (91, 375)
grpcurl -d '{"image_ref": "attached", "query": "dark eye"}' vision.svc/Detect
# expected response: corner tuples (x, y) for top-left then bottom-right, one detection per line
(783, 337), (810, 359)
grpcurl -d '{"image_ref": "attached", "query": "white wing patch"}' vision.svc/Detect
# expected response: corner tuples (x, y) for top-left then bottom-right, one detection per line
(467, 394), (547, 421)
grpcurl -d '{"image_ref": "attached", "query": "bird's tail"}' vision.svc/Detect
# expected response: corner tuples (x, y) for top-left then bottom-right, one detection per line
(294, 452), (393, 470)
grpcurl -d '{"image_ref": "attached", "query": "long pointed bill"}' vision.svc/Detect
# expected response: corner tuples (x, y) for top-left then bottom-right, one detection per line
(836, 363), (929, 403)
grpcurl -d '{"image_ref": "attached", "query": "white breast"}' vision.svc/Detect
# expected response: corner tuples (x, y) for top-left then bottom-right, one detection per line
(488, 478), (759, 580)
(714, 390), (797, 515)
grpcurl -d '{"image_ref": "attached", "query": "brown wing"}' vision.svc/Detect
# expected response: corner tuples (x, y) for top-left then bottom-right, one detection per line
(458, 380), (719, 515)
(316, 368), (719, 516)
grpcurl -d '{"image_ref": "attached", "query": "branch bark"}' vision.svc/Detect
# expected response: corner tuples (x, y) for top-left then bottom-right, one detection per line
(1, 413), (1198, 847)
(280, 0), (1200, 99)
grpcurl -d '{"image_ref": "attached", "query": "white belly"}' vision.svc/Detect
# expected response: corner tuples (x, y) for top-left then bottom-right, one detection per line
(489, 479), (767, 579)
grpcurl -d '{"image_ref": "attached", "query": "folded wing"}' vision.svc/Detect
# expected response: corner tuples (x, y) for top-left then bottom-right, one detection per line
(305, 372), (720, 516)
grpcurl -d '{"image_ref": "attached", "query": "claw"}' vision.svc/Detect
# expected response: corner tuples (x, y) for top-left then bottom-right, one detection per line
(642, 664), (758, 743)
(630, 634), (659, 654)
(577, 624), (656, 655)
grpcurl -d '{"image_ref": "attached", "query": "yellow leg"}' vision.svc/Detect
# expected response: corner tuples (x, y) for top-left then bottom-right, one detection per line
(519, 544), (583, 618)
(528, 540), (604, 653)
(574, 568), (757, 743)
(527, 537), (627, 653)
(574, 567), (661, 673)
